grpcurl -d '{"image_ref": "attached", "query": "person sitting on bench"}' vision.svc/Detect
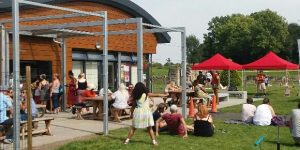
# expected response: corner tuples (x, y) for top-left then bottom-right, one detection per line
(20, 90), (38, 121)
(0, 85), (13, 144)
(193, 79), (212, 106)
(111, 83), (129, 122)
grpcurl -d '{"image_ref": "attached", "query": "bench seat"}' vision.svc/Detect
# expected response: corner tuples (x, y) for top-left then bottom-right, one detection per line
(20, 117), (54, 139)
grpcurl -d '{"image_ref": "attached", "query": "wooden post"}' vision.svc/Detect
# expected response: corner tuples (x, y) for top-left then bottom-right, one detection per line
(26, 66), (32, 150)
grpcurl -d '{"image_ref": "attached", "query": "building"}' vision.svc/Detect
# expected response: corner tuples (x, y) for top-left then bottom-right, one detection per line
(0, 0), (171, 90)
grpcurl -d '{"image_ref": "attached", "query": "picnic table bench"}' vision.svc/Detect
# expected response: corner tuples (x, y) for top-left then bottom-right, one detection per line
(83, 96), (132, 120)
(20, 116), (54, 139)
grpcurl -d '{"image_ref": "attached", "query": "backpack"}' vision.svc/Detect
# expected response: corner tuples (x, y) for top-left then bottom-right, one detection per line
(59, 85), (64, 96)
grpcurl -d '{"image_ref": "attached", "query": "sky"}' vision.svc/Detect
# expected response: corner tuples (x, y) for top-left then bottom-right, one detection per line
(131, 0), (300, 64)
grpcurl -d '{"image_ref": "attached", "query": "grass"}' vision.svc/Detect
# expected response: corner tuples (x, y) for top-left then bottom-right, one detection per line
(57, 67), (300, 150)
(58, 84), (300, 150)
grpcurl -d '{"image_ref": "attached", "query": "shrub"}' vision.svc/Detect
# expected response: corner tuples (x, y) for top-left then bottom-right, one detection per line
(220, 70), (242, 87)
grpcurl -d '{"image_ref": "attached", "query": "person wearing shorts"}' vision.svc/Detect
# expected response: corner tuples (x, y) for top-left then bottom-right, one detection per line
(256, 71), (266, 96)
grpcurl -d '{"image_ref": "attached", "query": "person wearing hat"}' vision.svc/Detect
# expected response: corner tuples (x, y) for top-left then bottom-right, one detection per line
(0, 85), (13, 144)
(155, 104), (191, 138)
(110, 83), (129, 122)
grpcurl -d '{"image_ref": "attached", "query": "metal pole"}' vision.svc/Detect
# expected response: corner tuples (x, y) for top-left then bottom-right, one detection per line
(137, 18), (143, 82)
(102, 11), (109, 136)
(150, 54), (153, 92)
(297, 39), (300, 96)
(1, 24), (5, 86)
(117, 52), (121, 88)
(181, 27), (187, 118)
(12, 0), (21, 149)
(228, 70), (231, 88)
(242, 70), (244, 91)
(62, 38), (67, 111)
(26, 66), (32, 150)
(5, 31), (10, 86)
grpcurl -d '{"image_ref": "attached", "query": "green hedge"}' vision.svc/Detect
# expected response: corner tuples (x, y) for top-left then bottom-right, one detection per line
(220, 70), (242, 87)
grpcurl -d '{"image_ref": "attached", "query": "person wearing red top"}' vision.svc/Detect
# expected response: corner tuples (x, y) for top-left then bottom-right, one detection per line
(156, 105), (192, 138)
(210, 71), (220, 104)
(256, 70), (266, 96)
(67, 70), (77, 107)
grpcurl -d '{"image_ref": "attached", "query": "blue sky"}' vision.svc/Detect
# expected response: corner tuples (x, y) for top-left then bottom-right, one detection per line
(131, 0), (300, 64)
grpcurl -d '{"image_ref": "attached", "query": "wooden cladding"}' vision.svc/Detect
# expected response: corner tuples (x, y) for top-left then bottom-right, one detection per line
(0, 1), (159, 76)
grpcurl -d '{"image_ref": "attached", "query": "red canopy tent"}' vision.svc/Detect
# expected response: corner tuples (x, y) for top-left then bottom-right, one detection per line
(192, 53), (243, 70)
(243, 51), (299, 70)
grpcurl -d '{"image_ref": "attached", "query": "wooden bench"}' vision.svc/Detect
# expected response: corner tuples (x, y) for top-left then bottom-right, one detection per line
(20, 117), (54, 140)
(221, 90), (247, 99)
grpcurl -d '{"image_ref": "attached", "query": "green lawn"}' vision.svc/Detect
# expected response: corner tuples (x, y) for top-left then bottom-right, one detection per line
(57, 67), (300, 150)
(58, 84), (300, 150)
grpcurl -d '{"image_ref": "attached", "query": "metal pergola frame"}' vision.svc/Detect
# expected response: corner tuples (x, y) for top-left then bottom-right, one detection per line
(0, 1), (187, 149)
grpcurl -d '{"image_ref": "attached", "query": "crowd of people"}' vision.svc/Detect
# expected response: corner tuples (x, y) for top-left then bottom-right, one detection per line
(0, 86), (38, 144)
(124, 82), (215, 145)
(1, 69), (300, 147)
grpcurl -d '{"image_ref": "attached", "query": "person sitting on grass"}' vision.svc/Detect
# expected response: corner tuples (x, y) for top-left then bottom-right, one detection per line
(152, 103), (168, 132)
(241, 98), (256, 123)
(193, 104), (214, 137)
(253, 98), (276, 126)
(290, 102), (300, 146)
(110, 83), (129, 122)
(155, 105), (192, 138)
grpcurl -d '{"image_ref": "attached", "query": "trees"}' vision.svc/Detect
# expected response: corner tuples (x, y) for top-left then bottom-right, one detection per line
(186, 35), (203, 64)
(282, 23), (300, 63)
(202, 9), (289, 64)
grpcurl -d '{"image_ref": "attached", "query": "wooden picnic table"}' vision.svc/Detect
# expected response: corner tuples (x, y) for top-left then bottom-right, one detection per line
(84, 96), (113, 117)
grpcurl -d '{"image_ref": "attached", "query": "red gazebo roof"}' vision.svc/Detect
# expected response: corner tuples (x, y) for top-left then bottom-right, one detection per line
(192, 53), (243, 70)
(243, 51), (299, 70)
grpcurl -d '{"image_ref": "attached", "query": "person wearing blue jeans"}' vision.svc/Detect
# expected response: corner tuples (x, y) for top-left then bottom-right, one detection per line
(50, 73), (61, 114)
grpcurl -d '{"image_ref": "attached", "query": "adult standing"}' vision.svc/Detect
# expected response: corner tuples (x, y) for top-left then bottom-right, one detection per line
(39, 74), (50, 110)
(67, 70), (77, 107)
(50, 73), (61, 114)
(256, 70), (266, 96)
(290, 102), (300, 145)
(211, 71), (220, 104)
(77, 73), (88, 104)
(124, 82), (157, 145)
(196, 71), (206, 85)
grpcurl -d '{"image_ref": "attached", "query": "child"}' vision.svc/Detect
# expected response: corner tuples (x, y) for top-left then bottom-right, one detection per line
(152, 103), (168, 132)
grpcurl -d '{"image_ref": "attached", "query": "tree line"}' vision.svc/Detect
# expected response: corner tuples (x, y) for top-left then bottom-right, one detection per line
(187, 9), (300, 64)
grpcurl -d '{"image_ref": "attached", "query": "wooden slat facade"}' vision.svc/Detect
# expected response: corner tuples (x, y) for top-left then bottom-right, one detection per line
(0, 1), (159, 78)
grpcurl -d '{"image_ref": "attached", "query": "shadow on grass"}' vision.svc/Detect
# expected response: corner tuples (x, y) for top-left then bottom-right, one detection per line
(287, 98), (300, 103)
(265, 140), (297, 147)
